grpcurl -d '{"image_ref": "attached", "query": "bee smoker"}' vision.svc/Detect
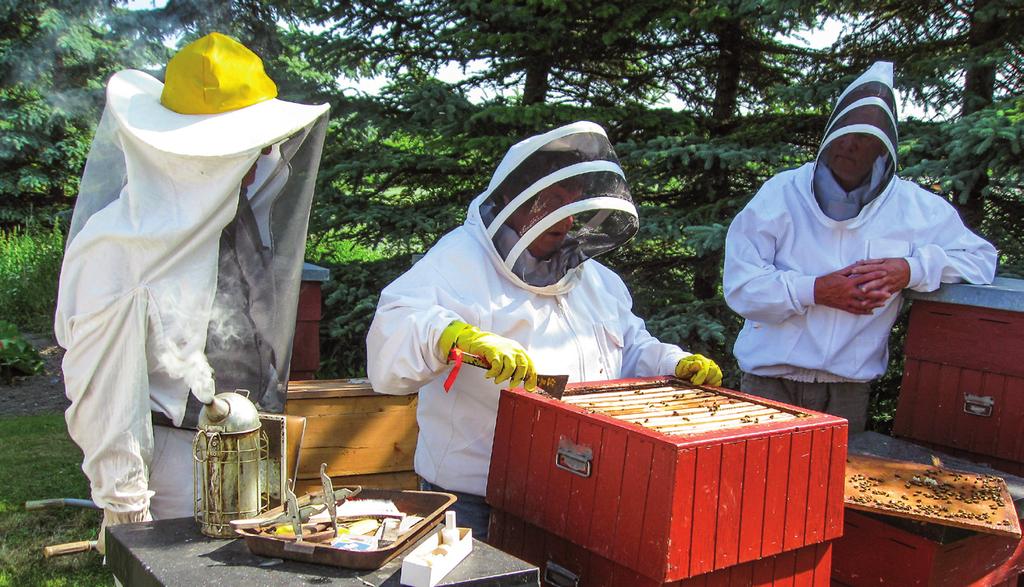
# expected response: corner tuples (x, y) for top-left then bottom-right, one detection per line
(192, 390), (269, 537)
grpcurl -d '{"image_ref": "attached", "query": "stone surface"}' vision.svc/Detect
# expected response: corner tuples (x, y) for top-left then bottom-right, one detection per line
(107, 516), (540, 587)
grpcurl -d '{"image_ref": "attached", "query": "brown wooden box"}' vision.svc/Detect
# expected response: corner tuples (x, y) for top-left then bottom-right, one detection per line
(895, 300), (1024, 474)
(285, 379), (419, 494)
(487, 377), (848, 584)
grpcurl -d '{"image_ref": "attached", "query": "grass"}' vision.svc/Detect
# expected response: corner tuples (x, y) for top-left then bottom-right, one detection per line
(0, 225), (64, 333)
(0, 414), (106, 586)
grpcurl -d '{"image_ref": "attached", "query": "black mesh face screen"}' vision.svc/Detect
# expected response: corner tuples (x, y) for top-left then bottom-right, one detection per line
(478, 125), (639, 287)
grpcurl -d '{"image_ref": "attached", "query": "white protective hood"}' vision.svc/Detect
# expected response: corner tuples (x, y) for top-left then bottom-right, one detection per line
(468, 121), (639, 295)
(55, 69), (329, 513)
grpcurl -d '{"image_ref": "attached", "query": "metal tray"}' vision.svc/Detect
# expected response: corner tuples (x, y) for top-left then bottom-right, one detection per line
(235, 488), (456, 569)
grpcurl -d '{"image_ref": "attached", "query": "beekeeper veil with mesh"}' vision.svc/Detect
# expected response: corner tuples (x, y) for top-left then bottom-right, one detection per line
(56, 31), (329, 447)
(813, 61), (899, 221)
(474, 122), (639, 292)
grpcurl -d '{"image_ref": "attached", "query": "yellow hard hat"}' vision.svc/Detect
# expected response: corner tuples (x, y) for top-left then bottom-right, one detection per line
(160, 32), (278, 115)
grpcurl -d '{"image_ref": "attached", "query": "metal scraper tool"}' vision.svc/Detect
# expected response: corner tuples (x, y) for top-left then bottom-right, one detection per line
(448, 348), (569, 399)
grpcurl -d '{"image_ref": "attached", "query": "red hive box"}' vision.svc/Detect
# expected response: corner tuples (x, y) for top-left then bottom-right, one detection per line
(895, 278), (1024, 477)
(486, 377), (848, 583)
(289, 263), (329, 381)
(490, 509), (834, 587)
(832, 433), (1024, 587)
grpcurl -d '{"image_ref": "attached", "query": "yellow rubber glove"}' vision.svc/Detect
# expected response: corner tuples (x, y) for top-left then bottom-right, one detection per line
(675, 354), (723, 386)
(439, 321), (538, 391)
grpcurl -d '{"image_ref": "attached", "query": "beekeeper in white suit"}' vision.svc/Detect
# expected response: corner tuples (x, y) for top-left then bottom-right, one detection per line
(724, 62), (996, 433)
(55, 32), (328, 552)
(367, 121), (723, 539)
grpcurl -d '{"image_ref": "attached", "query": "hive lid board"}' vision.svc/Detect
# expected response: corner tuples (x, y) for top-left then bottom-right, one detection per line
(287, 379), (377, 399)
(845, 453), (1022, 539)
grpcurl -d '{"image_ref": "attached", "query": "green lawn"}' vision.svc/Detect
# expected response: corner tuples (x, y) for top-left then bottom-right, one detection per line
(0, 414), (107, 586)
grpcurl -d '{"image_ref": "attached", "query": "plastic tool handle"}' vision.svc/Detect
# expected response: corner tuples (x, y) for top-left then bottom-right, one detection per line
(43, 541), (97, 558)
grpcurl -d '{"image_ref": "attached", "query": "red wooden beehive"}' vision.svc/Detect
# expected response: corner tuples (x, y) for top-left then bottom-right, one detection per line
(895, 279), (1024, 477)
(833, 510), (1024, 587)
(486, 377), (848, 583)
(490, 509), (835, 587)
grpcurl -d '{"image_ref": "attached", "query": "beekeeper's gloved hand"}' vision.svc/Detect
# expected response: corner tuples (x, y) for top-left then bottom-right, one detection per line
(439, 321), (538, 391)
(97, 507), (151, 555)
(675, 354), (723, 386)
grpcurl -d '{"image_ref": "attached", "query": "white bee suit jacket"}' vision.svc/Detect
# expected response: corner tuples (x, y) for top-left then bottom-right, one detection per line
(367, 122), (688, 496)
(55, 69), (328, 515)
(723, 162), (997, 383)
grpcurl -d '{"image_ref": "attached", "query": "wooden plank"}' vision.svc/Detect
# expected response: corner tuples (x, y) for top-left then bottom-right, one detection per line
(893, 357), (921, 437)
(738, 436), (768, 563)
(587, 552), (617, 587)
(791, 540), (817, 587)
(904, 302), (1024, 379)
(913, 360), (942, 444)
(286, 378), (382, 399)
(542, 411), (580, 537)
(751, 552), (775, 587)
(565, 419), (601, 550)
(783, 430), (812, 552)
(637, 442), (674, 581)
(761, 433), (791, 557)
(932, 363), (963, 447)
(813, 543), (832, 587)
(844, 453), (1022, 538)
(296, 438), (416, 477)
(668, 448), (696, 579)
(299, 410), (418, 449)
(972, 371), (1006, 457)
(714, 440), (744, 570)
(1001, 376), (1024, 463)
(485, 391), (515, 511)
(522, 399), (558, 529)
(285, 394), (417, 417)
(612, 434), (653, 572)
(503, 397), (535, 520)
(588, 423), (628, 560)
(292, 470), (418, 495)
(769, 549), (796, 587)
(727, 561), (753, 587)
(803, 427), (830, 545)
(824, 424), (848, 540)
(950, 368), (983, 451)
(689, 443), (721, 576)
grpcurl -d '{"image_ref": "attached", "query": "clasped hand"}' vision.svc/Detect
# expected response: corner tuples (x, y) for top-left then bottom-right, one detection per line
(813, 257), (910, 315)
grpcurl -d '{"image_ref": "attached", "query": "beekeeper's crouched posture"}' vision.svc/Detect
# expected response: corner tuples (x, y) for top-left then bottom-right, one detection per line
(55, 33), (328, 552)
(367, 122), (722, 539)
(724, 62), (996, 433)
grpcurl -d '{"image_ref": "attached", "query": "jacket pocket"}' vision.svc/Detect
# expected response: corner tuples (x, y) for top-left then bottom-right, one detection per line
(866, 238), (912, 260)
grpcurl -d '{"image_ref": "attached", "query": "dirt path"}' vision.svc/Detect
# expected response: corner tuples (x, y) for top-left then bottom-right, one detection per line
(0, 333), (69, 417)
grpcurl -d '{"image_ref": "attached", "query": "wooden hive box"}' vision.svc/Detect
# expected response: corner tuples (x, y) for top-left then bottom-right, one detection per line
(832, 434), (1024, 587)
(285, 379), (419, 495)
(895, 278), (1024, 477)
(486, 377), (848, 584)
(490, 509), (834, 587)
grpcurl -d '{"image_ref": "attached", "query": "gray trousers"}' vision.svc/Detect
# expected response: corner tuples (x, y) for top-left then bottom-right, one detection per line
(740, 372), (870, 433)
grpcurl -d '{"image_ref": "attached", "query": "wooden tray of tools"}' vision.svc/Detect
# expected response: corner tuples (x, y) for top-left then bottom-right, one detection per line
(234, 488), (456, 569)
(845, 454), (1022, 538)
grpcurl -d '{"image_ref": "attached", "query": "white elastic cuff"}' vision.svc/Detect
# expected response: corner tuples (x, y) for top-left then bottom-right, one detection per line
(794, 274), (818, 308)
(905, 256), (925, 290)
